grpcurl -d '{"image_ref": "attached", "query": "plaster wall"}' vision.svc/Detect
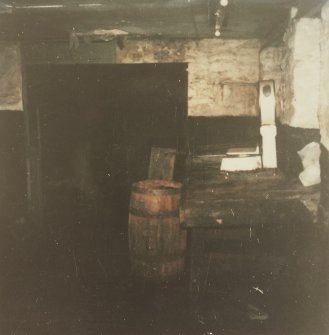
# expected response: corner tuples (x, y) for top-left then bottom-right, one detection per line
(117, 38), (261, 117)
(281, 18), (320, 128)
(319, 2), (329, 151)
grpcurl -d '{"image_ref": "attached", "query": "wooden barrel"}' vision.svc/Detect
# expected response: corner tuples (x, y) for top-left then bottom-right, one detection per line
(129, 180), (186, 282)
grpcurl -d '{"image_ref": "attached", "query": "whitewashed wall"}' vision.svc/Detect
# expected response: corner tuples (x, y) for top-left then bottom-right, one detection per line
(319, 2), (329, 151)
(281, 18), (320, 128)
(117, 39), (261, 117)
(0, 43), (22, 111)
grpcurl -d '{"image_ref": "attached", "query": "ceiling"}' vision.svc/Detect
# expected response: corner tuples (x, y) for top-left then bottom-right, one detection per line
(0, 0), (325, 42)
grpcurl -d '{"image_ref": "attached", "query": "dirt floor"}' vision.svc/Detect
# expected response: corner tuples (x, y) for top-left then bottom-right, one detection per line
(0, 195), (328, 335)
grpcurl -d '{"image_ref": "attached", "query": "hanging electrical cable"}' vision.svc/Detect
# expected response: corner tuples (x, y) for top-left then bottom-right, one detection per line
(214, 0), (229, 37)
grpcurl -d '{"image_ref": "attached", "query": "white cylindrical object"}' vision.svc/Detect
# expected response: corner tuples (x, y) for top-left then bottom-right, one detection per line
(260, 125), (277, 169)
(259, 80), (276, 126)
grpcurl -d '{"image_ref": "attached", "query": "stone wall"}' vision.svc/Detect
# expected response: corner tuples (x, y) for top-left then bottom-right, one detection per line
(117, 38), (261, 117)
(0, 43), (22, 111)
(280, 18), (320, 128)
(319, 2), (329, 151)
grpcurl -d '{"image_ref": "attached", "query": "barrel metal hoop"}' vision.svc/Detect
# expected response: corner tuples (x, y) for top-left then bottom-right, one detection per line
(129, 207), (180, 218)
(131, 185), (181, 196)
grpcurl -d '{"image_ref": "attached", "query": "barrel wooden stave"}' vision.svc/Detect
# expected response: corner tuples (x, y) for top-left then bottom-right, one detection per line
(129, 214), (186, 257)
(129, 180), (186, 282)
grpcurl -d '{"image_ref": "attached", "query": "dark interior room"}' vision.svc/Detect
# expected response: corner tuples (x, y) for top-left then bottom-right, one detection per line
(1, 0), (329, 334)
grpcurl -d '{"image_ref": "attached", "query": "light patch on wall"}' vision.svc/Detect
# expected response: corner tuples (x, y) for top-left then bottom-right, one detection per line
(0, 43), (23, 111)
(212, 83), (258, 117)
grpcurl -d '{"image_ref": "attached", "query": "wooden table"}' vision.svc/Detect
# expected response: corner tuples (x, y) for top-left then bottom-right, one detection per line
(181, 167), (320, 311)
(182, 169), (320, 229)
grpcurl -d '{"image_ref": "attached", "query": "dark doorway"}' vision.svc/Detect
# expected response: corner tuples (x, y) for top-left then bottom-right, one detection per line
(26, 63), (187, 209)
(24, 62), (188, 283)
